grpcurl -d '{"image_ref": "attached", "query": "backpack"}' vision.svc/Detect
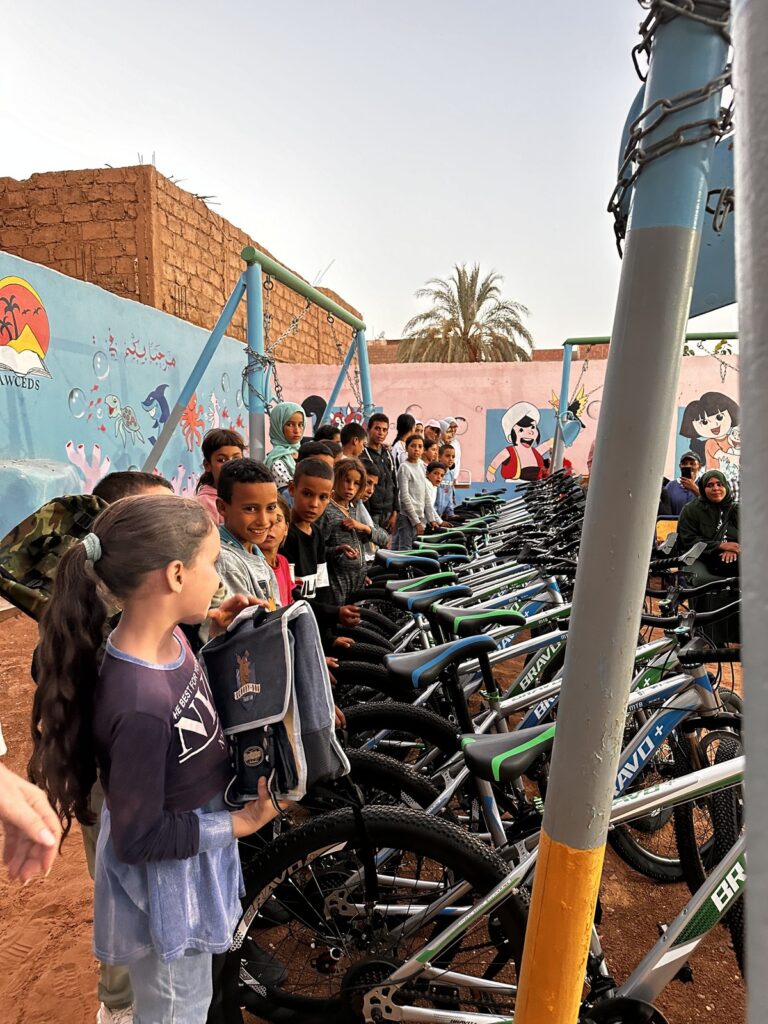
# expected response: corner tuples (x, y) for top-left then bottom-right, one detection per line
(201, 600), (350, 805)
(0, 494), (107, 621)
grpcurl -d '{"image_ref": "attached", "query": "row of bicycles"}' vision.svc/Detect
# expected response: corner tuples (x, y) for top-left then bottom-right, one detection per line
(234, 470), (744, 1024)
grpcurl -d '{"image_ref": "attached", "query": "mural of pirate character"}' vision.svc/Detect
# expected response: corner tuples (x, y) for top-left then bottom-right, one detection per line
(486, 401), (552, 482)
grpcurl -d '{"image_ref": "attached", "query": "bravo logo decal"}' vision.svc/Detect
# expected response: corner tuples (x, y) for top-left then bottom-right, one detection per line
(711, 861), (746, 914)
(518, 643), (561, 692)
(614, 734), (656, 796)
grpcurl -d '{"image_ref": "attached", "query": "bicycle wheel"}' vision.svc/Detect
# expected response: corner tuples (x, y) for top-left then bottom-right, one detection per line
(607, 734), (685, 884)
(711, 734), (745, 975)
(673, 693), (742, 894)
(343, 749), (445, 812)
(232, 806), (527, 1022)
(342, 701), (460, 769)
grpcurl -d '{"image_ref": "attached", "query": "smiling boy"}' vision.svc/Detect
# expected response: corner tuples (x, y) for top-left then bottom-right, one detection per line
(215, 458), (281, 608)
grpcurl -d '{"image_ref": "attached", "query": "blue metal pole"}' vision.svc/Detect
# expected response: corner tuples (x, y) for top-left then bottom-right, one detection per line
(356, 329), (375, 417)
(317, 334), (358, 428)
(245, 259), (267, 461)
(142, 275), (246, 473)
(515, 8), (729, 1021)
(550, 344), (574, 471)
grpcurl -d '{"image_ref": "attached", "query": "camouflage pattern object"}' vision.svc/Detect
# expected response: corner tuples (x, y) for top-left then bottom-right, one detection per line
(0, 494), (107, 620)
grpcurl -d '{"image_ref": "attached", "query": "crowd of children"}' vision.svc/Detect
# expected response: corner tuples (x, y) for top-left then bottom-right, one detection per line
(5, 401), (465, 1024)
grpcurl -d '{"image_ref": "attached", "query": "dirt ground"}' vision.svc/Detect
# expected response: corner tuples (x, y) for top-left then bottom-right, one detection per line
(0, 614), (744, 1023)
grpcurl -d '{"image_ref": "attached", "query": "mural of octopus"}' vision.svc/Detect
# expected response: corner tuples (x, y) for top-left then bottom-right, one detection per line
(105, 395), (146, 447)
(180, 392), (205, 451)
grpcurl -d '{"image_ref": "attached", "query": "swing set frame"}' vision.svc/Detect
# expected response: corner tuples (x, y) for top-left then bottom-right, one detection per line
(549, 331), (739, 471)
(142, 246), (373, 471)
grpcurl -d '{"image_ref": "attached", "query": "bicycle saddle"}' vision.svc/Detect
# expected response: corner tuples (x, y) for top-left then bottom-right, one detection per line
(385, 633), (497, 689)
(435, 605), (527, 638)
(385, 572), (457, 595)
(461, 724), (556, 784)
(374, 551), (441, 575)
(415, 541), (467, 555)
(390, 583), (473, 614)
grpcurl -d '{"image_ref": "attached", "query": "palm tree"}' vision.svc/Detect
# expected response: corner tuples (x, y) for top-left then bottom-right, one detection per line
(398, 264), (533, 363)
(2, 296), (20, 339)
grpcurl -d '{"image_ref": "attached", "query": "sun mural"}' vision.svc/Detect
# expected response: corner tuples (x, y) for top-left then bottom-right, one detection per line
(0, 276), (51, 378)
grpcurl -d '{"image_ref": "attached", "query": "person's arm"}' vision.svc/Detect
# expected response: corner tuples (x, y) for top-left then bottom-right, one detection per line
(356, 501), (388, 547)
(424, 482), (439, 526)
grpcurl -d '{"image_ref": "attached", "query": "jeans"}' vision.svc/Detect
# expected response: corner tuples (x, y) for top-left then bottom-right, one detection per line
(129, 950), (213, 1023)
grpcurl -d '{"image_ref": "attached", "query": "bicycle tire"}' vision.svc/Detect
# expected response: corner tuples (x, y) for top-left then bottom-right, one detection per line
(343, 748), (447, 814)
(332, 661), (410, 703)
(711, 735), (745, 976)
(673, 692), (743, 895)
(336, 625), (395, 651)
(232, 805), (527, 1022)
(342, 701), (461, 768)
(337, 642), (393, 665)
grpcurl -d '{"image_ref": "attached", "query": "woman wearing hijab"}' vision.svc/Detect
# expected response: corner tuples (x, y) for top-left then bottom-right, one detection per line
(677, 469), (739, 579)
(264, 402), (306, 489)
(676, 469), (739, 643)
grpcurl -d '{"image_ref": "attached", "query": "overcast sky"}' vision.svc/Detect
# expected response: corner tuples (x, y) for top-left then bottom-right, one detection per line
(2, 0), (737, 348)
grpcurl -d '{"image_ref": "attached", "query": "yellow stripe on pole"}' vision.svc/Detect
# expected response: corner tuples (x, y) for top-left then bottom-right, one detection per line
(515, 829), (606, 1023)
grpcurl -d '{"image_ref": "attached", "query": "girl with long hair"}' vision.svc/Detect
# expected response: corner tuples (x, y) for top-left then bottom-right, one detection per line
(29, 495), (278, 1022)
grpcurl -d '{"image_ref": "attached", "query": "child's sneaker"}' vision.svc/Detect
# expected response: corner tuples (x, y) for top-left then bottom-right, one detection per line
(96, 1005), (133, 1023)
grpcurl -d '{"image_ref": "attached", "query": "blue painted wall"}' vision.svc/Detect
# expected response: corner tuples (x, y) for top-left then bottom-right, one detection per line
(0, 252), (251, 538)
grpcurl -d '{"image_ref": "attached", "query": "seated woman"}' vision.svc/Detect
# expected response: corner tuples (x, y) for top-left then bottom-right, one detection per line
(677, 469), (739, 580)
(677, 469), (739, 643)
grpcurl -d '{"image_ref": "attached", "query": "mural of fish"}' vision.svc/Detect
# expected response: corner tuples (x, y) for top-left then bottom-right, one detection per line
(142, 382), (171, 445)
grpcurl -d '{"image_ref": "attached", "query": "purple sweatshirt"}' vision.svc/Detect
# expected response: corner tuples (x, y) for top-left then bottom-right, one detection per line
(93, 630), (231, 864)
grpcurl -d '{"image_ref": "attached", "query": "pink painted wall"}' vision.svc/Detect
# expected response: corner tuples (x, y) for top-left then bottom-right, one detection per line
(275, 355), (740, 481)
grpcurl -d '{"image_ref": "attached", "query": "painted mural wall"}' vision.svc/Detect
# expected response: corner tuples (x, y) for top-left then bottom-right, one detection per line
(0, 251), (740, 540)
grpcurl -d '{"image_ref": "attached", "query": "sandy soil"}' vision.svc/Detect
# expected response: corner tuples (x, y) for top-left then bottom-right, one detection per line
(0, 615), (744, 1023)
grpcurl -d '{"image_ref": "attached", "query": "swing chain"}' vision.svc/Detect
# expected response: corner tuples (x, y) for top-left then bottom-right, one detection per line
(267, 297), (313, 355)
(328, 313), (363, 411)
(263, 274), (274, 348)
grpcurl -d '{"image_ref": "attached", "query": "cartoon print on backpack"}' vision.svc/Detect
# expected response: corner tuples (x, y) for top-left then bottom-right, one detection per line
(679, 391), (740, 472)
(234, 649), (262, 703)
(485, 401), (553, 482)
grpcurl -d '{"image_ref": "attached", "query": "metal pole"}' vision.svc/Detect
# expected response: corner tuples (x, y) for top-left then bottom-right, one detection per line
(317, 333), (358, 427)
(550, 345), (574, 472)
(356, 329), (375, 416)
(141, 276), (246, 473)
(733, 1), (768, 1017)
(240, 245), (366, 332)
(244, 259), (267, 461)
(515, 10), (729, 1023)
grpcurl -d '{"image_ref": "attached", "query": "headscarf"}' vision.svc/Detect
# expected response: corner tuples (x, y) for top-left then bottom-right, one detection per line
(265, 402), (305, 478)
(697, 469), (732, 505)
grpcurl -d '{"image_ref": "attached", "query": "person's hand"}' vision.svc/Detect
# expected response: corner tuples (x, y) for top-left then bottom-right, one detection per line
(325, 655), (339, 670)
(680, 477), (699, 494)
(0, 764), (61, 882)
(334, 705), (347, 729)
(339, 605), (362, 627)
(230, 777), (286, 837)
(337, 544), (358, 561)
(364, 576), (372, 587)
(719, 541), (740, 563)
(386, 511), (398, 533)
(208, 593), (271, 636)
(342, 517), (370, 535)
(415, 523), (425, 536)
(333, 636), (355, 649)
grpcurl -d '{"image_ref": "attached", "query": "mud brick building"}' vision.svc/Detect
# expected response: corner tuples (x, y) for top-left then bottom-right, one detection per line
(0, 166), (361, 364)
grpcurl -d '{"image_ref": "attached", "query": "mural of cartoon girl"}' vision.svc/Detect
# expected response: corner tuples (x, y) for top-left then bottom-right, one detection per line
(680, 391), (740, 471)
(486, 401), (549, 482)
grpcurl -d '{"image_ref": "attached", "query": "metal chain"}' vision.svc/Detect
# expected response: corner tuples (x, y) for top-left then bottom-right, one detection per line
(267, 297), (313, 355)
(328, 313), (363, 410)
(632, 0), (731, 81)
(608, 68), (732, 252)
(609, 0), (733, 252)
(692, 338), (739, 380)
(241, 350), (283, 412)
(705, 184), (735, 233)
(262, 274), (274, 348)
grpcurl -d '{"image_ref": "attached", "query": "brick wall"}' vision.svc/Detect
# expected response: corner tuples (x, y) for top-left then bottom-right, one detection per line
(0, 166), (361, 365)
